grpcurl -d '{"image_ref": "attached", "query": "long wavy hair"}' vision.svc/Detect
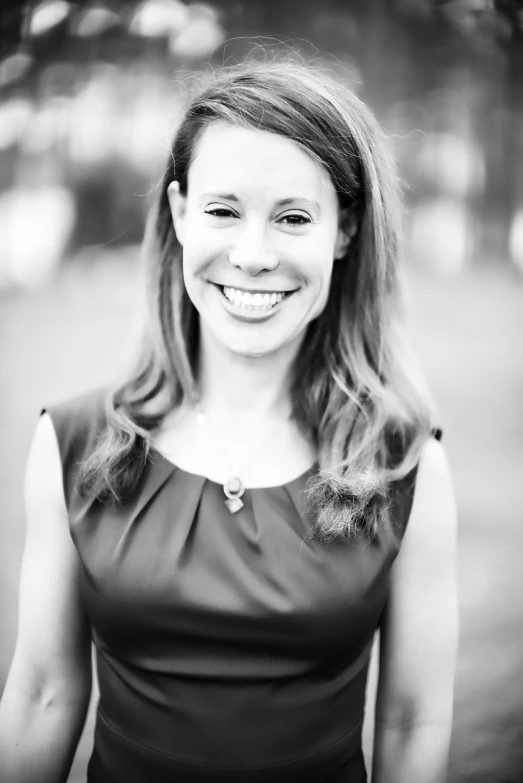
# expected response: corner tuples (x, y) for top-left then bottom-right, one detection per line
(78, 56), (434, 543)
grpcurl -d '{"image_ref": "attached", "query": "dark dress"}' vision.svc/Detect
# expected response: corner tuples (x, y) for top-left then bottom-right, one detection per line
(42, 388), (439, 783)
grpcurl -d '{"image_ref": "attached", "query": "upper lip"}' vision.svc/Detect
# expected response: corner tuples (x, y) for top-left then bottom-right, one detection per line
(214, 283), (298, 294)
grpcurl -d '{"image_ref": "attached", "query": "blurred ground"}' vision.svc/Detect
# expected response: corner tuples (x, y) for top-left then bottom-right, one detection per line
(0, 253), (522, 782)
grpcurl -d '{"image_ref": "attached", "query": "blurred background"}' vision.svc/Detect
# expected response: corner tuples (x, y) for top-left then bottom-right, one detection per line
(0, 1), (522, 781)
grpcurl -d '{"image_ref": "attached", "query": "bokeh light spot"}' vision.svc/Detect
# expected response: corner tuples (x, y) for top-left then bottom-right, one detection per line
(28, 0), (71, 37)
(129, 0), (189, 38)
(0, 53), (32, 89)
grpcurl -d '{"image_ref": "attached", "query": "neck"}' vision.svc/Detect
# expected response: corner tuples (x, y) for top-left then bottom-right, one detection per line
(194, 327), (300, 423)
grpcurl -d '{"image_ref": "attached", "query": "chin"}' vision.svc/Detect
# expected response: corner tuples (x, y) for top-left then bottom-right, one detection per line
(226, 343), (276, 359)
(217, 331), (287, 357)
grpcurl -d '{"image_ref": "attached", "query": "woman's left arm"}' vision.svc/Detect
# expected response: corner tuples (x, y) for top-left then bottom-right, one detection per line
(371, 436), (459, 783)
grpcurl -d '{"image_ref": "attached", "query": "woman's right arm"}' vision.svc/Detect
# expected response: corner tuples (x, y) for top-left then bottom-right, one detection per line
(0, 412), (93, 783)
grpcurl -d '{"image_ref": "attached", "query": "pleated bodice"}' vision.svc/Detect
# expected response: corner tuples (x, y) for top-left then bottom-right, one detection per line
(43, 388), (421, 783)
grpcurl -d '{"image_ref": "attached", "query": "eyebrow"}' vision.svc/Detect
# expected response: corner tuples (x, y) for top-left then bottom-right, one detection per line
(200, 193), (322, 213)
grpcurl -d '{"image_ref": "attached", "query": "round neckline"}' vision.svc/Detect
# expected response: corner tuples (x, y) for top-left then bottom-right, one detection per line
(149, 445), (318, 491)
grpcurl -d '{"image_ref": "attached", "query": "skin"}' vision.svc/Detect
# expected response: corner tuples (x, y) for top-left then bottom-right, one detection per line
(158, 120), (353, 485)
(168, 120), (351, 361)
(0, 121), (457, 783)
(371, 437), (458, 782)
(0, 413), (92, 783)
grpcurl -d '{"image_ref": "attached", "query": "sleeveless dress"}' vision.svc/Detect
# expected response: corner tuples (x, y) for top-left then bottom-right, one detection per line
(42, 387), (440, 783)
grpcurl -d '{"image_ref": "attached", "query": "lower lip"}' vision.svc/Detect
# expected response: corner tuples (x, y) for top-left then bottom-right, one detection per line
(214, 286), (291, 322)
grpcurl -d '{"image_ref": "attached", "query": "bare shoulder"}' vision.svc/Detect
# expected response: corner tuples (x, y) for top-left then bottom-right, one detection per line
(24, 411), (66, 516)
(388, 434), (458, 615)
(415, 435), (454, 503)
(399, 436), (457, 561)
(7, 411), (92, 702)
(375, 436), (458, 726)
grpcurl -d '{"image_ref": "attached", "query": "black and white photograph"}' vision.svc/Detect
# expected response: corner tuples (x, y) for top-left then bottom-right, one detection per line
(0, 2), (522, 782)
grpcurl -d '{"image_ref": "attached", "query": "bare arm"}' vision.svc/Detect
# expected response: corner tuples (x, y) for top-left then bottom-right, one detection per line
(0, 413), (93, 783)
(371, 437), (459, 783)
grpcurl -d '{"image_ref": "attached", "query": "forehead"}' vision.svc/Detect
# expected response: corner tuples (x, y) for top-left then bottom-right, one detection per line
(187, 121), (336, 202)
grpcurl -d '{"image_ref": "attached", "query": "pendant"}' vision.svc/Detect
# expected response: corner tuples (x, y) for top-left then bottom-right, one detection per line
(223, 476), (245, 514)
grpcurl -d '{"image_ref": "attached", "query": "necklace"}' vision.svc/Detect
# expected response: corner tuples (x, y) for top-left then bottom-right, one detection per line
(191, 394), (281, 515)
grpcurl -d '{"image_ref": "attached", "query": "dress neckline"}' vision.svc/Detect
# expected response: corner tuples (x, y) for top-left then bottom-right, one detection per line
(148, 445), (319, 491)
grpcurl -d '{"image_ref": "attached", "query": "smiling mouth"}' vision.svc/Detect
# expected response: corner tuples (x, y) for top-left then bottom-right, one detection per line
(218, 284), (296, 312)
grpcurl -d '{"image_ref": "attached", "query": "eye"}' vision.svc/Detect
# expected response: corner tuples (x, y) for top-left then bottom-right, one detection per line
(205, 207), (237, 219)
(278, 213), (311, 226)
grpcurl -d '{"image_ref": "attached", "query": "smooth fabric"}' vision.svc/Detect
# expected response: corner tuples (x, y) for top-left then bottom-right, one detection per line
(42, 388), (427, 783)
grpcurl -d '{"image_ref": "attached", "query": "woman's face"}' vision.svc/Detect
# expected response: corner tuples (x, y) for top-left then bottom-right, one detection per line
(167, 121), (350, 359)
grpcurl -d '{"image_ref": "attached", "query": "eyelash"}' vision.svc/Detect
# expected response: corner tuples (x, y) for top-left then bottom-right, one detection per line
(205, 208), (310, 226)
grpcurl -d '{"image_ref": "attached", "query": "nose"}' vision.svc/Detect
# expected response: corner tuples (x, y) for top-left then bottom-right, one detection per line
(227, 226), (279, 275)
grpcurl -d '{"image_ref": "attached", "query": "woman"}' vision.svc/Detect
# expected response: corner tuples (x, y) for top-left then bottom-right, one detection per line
(0, 58), (458, 782)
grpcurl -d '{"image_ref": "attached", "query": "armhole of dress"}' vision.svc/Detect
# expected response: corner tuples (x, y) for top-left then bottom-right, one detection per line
(390, 426), (444, 544)
(37, 388), (108, 511)
(39, 405), (70, 510)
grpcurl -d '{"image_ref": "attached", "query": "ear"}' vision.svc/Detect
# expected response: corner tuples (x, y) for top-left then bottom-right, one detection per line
(167, 181), (187, 246)
(334, 206), (360, 260)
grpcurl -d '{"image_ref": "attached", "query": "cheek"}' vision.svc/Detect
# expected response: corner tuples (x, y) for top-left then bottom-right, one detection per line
(180, 241), (208, 296)
(301, 249), (335, 316)
(302, 223), (338, 268)
(181, 228), (218, 275)
(302, 239), (336, 290)
(188, 214), (234, 263)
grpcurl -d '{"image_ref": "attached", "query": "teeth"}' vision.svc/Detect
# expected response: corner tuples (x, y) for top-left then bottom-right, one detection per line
(222, 286), (286, 310)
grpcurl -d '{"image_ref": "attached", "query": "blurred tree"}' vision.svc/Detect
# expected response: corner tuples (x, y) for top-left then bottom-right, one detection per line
(0, 2), (27, 58)
(493, 0), (523, 263)
(1, 0), (522, 266)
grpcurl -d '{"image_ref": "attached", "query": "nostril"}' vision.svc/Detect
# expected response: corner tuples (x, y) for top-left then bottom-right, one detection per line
(228, 248), (279, 272)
